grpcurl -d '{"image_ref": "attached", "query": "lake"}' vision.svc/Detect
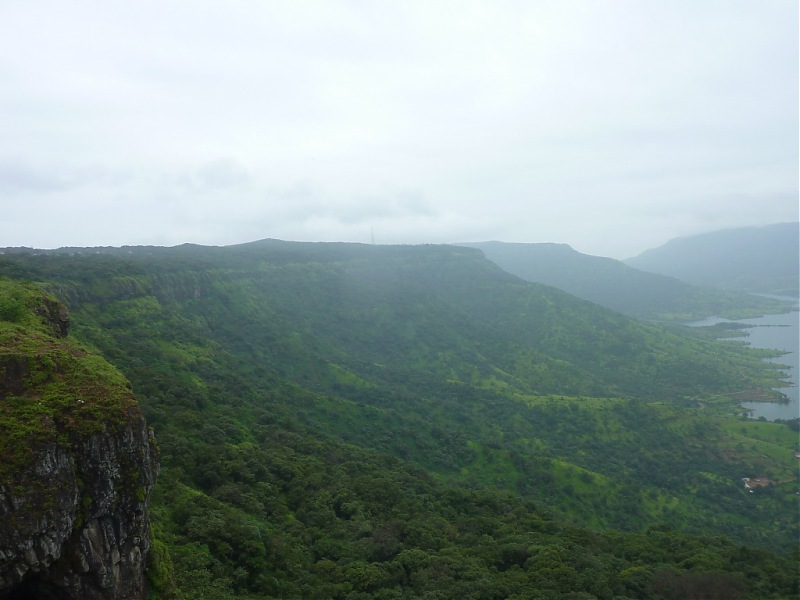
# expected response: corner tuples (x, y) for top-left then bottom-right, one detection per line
(687, 305), (799, 421)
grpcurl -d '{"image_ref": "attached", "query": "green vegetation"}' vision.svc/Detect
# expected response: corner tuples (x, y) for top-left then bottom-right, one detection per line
(0, 278), (139, 484)
(1, 243), (797, 599)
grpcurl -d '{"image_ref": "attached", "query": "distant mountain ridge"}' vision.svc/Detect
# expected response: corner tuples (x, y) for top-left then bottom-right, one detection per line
(459, 241), (790, 321)
(624, 222), (799, 296)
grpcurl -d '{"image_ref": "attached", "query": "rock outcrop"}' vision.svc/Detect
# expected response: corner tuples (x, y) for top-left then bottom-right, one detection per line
(0, 280), (157, 599)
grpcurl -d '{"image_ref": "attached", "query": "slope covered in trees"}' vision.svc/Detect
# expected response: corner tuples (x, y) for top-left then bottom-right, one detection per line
(0, 241), (797, 599)
(460, 241), (791, 321)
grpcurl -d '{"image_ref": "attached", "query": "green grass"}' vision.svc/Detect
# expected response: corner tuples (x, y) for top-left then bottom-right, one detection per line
(720, 419), (800, 449)
(0, 281), (139, 483)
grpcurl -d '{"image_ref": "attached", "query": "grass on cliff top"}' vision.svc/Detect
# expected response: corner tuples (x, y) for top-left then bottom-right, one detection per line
(0, 279), (139, 483)
(0, 277), (53, 332)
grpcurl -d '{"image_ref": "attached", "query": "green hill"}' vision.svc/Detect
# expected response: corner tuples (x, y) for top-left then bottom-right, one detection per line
(0, 241), (797, 599)
(459, 241), (792, 321)
(624, 222), (799, 296)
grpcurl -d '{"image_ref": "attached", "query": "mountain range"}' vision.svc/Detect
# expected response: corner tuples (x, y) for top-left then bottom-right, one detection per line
(0, 238), (797, 599)
(459, 241), (793, 321)
(624, 222), (799, 297)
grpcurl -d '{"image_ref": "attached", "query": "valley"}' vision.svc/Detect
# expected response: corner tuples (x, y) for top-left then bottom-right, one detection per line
(0, 241), (797, 599)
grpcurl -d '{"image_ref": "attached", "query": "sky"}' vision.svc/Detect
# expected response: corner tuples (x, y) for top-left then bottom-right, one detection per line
(0, 1), (797, 259)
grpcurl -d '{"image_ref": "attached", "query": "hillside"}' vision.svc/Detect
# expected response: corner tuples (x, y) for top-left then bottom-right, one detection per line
(624, 222), (799, 296)
(459, 241), (790, 320)
(0, 241), (797, 599)
(0, 278), (157, 599)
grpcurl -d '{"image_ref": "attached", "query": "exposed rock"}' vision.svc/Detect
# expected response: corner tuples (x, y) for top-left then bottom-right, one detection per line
(32, 297), (70, 338)
(0, 281), (157, 599)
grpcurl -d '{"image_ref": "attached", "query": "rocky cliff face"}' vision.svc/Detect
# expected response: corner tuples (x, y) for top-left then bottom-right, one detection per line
(0, 280), (157, 599)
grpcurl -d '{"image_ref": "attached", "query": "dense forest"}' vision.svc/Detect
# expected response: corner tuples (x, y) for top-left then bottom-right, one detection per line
(0, 241), (797, 599)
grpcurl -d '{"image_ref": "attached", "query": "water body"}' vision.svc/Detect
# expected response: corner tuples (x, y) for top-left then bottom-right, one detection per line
(686, 306), (799, 421)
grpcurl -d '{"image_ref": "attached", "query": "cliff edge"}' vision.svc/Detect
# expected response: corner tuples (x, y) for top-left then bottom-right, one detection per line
(0, 279), (158, 599)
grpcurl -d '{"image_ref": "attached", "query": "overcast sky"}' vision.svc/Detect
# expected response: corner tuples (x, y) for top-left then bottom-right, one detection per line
(0, 1), (797, 258)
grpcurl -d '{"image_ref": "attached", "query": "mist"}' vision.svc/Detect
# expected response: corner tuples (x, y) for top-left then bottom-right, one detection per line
(0, 1), (797, 258)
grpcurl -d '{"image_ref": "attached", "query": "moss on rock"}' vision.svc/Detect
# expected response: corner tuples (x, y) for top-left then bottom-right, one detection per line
(0, 279), (140, 484)
(0, 279), (158, 599)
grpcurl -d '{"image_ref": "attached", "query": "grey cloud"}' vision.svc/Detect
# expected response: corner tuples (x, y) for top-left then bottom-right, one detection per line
(0, 161), (108, 194)
(260, 184), (437, 226)
(194, 159), (251, 190)
(0, 1), (796, 257)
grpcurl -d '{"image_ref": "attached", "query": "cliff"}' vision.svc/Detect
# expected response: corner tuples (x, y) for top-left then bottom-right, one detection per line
(0, 279), (157, 599)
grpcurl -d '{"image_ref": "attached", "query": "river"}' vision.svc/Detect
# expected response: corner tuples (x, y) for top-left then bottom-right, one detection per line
(686, 304), (799, 421)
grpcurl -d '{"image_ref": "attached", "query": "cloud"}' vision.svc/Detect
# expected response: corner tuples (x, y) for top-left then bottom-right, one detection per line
(0, 160), (108, 194)
(193, 159), (251, 191)
(0, 1), (796, 256)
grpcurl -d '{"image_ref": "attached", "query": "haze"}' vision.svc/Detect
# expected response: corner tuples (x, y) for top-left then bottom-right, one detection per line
(1, 1), (797, 258)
